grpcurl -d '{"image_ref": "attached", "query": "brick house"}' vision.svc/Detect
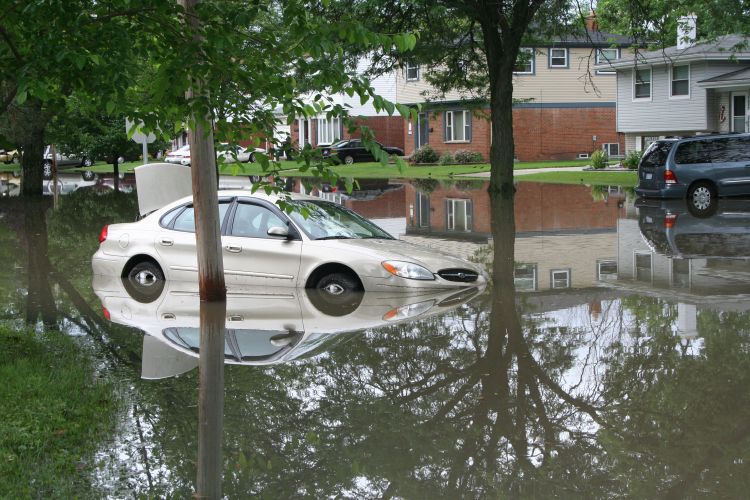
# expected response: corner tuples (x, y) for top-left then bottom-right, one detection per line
(399, 24), (632, 161)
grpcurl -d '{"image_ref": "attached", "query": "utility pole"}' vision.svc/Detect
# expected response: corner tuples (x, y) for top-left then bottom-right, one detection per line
(180, 1), (226, 498)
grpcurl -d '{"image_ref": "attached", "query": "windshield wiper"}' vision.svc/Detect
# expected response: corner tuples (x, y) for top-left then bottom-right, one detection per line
(314, 235), (355, 240)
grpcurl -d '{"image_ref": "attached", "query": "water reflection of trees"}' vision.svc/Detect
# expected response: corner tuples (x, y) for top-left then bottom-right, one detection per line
(1, 190), (748, 497)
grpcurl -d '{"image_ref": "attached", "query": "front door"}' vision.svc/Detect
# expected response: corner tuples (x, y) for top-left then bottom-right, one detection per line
(731, 92), (748, 133)
(222, 200), (302, 286)
(416, 112), (429, 149)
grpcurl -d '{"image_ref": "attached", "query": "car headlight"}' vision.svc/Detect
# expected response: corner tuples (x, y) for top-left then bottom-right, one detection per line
(382, 260), (435, 280)
(383, 299), (435, 321)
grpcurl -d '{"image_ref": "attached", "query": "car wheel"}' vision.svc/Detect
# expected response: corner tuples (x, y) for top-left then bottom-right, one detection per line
(124, 261), (165, 303)
(42, 161), (53, 180)
(686, 181), (717, 218)
(343, 155), (354, 165)
(11, 155), (19, 165)
(315, 272), (362, 296)
(248, 153), (255, 163)
(306, 287), (363, 316)
(81, 170), (96, 181)
(83, 158), (93, 167)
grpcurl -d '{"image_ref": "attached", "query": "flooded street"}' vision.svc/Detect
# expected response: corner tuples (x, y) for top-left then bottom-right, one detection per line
(1, 174), (748, 497)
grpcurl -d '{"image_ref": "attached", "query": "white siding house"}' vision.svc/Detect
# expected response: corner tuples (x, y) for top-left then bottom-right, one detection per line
(606, 34), (750, 152)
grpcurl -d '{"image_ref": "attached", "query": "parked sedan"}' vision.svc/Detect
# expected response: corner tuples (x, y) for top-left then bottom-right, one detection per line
(42, 146), (95, 180)
(0, 149), (19, 164)
(164, 145), (190, 164)
(216, 143), (265, 164)
(322, 139), (404, 165)
(92, 190), (486, 294)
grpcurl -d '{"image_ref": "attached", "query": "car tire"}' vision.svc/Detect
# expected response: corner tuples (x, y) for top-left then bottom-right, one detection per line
(343, 155), (354, 165)
(124, 261), (165, 303)
(315, 272), (362, 296)
(11, 155), (19, 165)
(42, 161), (53, 180)
(81, 170), (96, 181)
(306, 287), (363, 316)
(248, 153), (255, 163)
(83, 158), (93, 167)
(686, 181), (717, 218)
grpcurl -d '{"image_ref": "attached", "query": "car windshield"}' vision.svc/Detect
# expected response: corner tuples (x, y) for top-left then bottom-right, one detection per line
(331, 140), (349, 148)
(288, 200), (394, 240)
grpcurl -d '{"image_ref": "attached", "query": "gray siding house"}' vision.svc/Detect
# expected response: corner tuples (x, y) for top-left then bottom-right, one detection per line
(605, 34), (750, 153)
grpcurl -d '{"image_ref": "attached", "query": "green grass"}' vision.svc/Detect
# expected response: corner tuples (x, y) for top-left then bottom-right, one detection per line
(0, 326), (117, 497)
(0, 158), (590, 179)
(516, 170), (637, 187)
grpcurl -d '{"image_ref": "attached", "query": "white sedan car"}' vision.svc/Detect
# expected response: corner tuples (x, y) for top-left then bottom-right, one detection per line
(164, 145), (190, 164)
(92, 190), (487, 294)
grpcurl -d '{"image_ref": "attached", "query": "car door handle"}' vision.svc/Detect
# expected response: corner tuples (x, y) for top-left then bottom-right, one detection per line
(225, 245), (242, 253)
(159, 238), (173, 246)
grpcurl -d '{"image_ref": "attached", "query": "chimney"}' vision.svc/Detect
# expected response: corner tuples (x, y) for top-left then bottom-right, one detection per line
(677, 14), (697, 49)
(585, 11), (599, 32)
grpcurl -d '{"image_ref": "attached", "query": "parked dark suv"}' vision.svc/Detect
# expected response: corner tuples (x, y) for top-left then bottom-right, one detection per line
(635, 133), (750, 215)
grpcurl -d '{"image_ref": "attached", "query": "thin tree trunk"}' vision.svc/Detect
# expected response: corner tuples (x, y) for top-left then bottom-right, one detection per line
(20, 110), (45, 197)
(112, 153), (120, 192)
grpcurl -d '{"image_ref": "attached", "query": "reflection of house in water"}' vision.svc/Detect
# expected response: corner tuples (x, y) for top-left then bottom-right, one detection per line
(402, 181), (628, 291)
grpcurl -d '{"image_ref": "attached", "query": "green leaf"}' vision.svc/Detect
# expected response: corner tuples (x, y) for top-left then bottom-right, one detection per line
(105, 101), (115, 115)
(15, 90), (28, 105)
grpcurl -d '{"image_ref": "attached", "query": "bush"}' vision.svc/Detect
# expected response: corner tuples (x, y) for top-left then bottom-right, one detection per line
(437, 153), (455, 165)
(622, 150), (642, 170)
(454, 149), (484, 164)
(590, 149), (608, 169)
(410, 145), (439, 164)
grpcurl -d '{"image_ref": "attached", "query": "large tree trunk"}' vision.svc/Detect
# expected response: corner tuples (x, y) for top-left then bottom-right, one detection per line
(112, 152), (120, 192)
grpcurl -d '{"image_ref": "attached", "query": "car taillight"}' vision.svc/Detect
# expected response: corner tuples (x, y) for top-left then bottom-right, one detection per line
(102, 307), (111, 320)
(99, 225), (108, 243)
(664, 213), (678, 229)
(664, 170), (678, 184)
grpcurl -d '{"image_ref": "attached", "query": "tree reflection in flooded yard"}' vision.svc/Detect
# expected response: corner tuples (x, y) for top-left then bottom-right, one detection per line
(0, 181), (747, 497)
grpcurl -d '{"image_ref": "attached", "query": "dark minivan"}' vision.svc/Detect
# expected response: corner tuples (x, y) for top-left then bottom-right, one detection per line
(636, 133), (750, 214)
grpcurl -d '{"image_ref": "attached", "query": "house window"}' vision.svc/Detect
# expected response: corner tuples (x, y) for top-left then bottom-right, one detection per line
(549, 48), (568, 68)
(597, 260), (617, 280)
(514, 263), (537, 291)
(602, 143), (620, 157)
(634, 68), (651, 99)
(415, 192), (430, 227)
(513, 48), (535, 74)
(444, 110), (472, 142)
(406, 62), (420, 81)
(550, 269), (571, 289)
(445, 199), (472, 232)
(316, 117), (342, 145)
(596, 48), (619, 74)
(671, 65), (690, 97)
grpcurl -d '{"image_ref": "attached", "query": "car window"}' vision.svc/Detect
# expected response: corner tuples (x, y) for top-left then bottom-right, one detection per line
(288, 200), (393, 240)
(711, 137), (750, 163)
(170, 201), (231, 232)
(640, 141), (674, 168)
(332, 140), (349, 148)
(230, 203), (286, 238)
(348, 140), (362, 148)
(674, 139), (715, 165)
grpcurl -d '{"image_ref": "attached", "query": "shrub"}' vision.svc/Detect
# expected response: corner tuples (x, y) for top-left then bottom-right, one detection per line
(591, 149), (608, 169)
(454, 149), (484, 164)
(437, 153), (455, 165)
(622, 150), (642, 170)
(410, 145), (439, 164)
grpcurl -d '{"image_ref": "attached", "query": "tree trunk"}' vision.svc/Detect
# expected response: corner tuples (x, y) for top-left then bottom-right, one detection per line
(112, 152), (120, 192)
(20, 121), (45, 197)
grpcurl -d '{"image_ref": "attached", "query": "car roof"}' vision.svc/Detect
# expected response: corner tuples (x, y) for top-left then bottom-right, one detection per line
(675, 133), (750, 143)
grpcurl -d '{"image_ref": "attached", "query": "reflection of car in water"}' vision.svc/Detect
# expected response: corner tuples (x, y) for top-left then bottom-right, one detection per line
(42, 145), (95, 180)
(637, 197), (750, 258)
(93, 275), (483, 376)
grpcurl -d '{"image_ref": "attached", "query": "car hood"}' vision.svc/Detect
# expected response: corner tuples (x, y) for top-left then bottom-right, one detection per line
(336, 238), (478, 272)
(134, 163), (193, 216)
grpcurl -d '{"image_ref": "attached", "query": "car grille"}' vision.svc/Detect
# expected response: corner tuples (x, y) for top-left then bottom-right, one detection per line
(438, 269), (479, 283)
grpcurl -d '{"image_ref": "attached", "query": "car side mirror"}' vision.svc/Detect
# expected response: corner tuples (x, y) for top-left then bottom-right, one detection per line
(267, 226), (289, 238)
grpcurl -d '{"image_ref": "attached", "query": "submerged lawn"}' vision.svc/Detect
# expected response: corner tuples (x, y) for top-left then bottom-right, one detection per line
(0, 326), (117, 497)
(516, 170), (637, 187)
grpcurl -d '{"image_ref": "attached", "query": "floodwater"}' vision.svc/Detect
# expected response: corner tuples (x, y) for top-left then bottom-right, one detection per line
(1, 172), (749, 498)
